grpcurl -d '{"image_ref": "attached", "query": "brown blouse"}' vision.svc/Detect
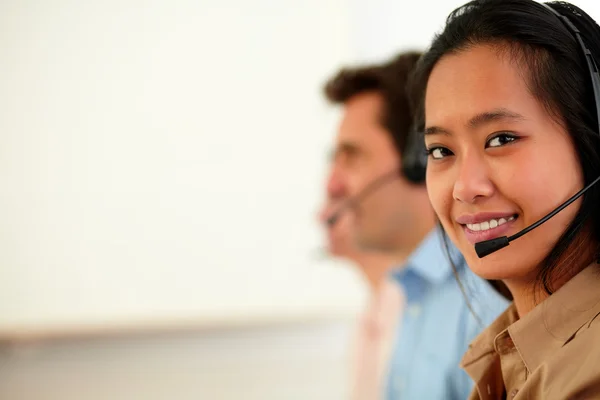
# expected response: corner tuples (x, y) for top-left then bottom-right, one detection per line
(461, 263), (600, 399)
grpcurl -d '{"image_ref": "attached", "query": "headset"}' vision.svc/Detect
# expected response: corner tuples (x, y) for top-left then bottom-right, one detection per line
(401, 124), (428, 184)
(325, 125), (427, 226)
(475, 2), (600, 257)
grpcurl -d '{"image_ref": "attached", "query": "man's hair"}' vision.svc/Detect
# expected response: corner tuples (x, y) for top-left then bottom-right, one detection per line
(323, 51), (422, 156)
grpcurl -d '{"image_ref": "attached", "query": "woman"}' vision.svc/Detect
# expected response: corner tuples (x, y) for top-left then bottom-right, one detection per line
(413, 0), (600, 398)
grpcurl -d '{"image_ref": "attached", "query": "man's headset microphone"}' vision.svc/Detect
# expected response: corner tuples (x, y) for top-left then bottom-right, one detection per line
(327, 4), (600, 259)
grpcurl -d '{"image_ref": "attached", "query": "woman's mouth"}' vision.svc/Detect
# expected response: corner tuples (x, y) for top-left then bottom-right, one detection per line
(460, 214), (518, 245)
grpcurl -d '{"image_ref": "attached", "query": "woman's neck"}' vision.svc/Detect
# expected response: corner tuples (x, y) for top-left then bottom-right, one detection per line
(505, 248), (597, 318)
(504, 280), (539, 317)
(507, 224), (599, 317)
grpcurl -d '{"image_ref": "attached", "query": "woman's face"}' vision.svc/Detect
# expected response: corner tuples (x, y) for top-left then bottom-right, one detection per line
(424, 44), (584, 283)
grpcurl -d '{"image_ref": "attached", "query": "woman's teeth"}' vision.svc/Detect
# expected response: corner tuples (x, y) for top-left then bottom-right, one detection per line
(466, 215), (515, 232)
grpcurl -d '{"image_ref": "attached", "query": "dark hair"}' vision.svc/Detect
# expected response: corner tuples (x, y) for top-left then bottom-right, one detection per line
(412, 0), (600, 299)
(323, 51), (422, 156)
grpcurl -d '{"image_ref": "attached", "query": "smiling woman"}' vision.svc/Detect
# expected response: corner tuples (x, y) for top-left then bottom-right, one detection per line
(411, 0), (600, 399)
(425, 44), (586, 289)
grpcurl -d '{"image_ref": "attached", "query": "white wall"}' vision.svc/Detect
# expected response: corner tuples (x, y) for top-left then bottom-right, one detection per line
(347, 0), (600, 64)
(346, 0), (460, 63)
(0, 0), (366, 335)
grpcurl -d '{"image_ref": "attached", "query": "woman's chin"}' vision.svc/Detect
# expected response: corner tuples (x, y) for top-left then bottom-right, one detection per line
(463, 252), (512, 281)
(452, 232), (524, 281)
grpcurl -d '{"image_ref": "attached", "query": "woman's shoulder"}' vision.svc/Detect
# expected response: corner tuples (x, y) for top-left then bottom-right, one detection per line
(516, 265), (600, 398)
(523, 317), (600, 398)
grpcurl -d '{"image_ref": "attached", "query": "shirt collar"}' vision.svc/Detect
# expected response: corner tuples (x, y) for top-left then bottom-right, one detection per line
(387, 227), (459, 304)
(461, 303), (518, 382)
(510, 263), (600, 371)
(462, 263), (600, 378)
(394, 227), (458, 285)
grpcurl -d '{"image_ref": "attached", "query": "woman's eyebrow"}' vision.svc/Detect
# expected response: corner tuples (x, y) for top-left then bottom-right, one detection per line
(467, 108), (526, 129)
(425, 108), (526, 136)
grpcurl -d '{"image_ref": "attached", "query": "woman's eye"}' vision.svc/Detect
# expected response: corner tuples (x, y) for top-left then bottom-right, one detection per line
(487, 133), (517, 148)
(427, 146), (453, 160)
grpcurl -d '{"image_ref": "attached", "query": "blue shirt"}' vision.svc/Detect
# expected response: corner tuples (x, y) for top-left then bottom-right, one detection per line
(385, 228), (508, 400)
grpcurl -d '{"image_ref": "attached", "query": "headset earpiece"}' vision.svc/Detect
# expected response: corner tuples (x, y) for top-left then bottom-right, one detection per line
(401, 128), (427, 184)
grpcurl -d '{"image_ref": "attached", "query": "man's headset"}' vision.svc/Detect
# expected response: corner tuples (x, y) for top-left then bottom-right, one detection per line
(402, 123), (428, 184)
(326, 126), (427, 226)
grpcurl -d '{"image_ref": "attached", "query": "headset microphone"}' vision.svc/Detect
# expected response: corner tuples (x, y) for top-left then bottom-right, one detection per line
(475, 175), (600, 257)
(326, 168), (401, 226)
(475, 3), (600, 258)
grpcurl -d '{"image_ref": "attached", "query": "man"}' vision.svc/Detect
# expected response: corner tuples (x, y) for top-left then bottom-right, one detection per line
(319, 195), (402, 400)
(319, 197), (396, 290)
(320, 51), (508, 399)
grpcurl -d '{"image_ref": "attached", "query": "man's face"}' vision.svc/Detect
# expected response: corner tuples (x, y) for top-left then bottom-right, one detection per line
(324, 91), (414, 252)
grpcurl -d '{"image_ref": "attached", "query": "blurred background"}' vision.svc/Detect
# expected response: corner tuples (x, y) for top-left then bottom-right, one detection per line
(1, 0), (598, 399)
